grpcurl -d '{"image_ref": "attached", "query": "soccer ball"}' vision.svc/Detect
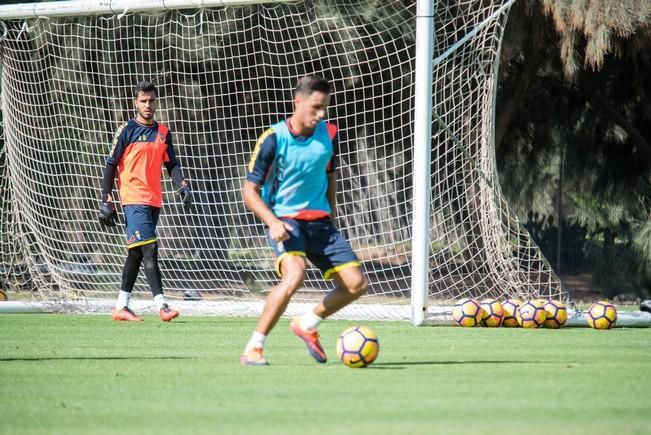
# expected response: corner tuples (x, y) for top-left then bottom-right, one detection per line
(336, 326), (380, 368)
(452, 298), (483, 327)
(480, 299), (504, 327)
(516, 299), (547, 328)
(587, 301), (617, 330)
(543, 299), (567, 329)
(502, 298), (522, 327)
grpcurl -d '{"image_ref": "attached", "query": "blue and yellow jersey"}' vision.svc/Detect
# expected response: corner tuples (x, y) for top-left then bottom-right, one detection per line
(106, 119), (177, 208)
(246, 119), (338, 220)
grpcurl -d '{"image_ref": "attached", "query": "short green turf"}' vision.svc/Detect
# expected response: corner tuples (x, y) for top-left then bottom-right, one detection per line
(1, 314), (650, 435)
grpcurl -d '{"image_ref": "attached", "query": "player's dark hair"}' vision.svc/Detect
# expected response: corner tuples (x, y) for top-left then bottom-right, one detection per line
(294, 75), (331, 97)
(134, 81), (157, 98)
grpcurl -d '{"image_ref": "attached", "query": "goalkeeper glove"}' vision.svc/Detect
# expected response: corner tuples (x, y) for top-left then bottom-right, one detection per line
(98, 201), (117, 227)
(178, 185), (193, 211)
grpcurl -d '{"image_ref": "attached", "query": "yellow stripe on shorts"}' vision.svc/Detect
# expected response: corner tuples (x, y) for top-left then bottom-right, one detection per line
(323, 261), (361, 280)
(275, 251), (306, 277)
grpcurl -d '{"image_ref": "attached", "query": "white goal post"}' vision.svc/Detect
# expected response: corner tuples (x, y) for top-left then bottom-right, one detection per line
(0, 0), (573, 323)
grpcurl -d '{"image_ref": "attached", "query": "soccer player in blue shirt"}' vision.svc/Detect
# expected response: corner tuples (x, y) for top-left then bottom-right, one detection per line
(241, 75), (368, 366)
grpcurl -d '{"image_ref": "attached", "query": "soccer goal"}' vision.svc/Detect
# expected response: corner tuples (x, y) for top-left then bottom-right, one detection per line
(0, 0), (566, 323)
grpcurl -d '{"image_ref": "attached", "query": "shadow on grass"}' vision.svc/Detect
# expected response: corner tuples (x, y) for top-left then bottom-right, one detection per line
(370, 360), (544, 369)
(0, 356), (191, 362)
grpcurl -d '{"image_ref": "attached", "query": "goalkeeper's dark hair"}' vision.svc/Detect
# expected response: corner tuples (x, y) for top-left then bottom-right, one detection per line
(134, 81), (157, 98)
(294, 75), (331, 97)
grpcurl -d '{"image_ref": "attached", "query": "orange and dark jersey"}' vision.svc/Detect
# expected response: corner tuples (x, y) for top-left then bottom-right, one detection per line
(104, 119), (178, 208)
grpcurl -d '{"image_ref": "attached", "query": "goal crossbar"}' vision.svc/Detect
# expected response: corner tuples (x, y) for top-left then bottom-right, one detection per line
(0, 0), (290, 20)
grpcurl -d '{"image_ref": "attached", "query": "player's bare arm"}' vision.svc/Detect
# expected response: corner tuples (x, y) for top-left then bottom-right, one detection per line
(327, 171), (337, 220)
(242, 180), (292, 242)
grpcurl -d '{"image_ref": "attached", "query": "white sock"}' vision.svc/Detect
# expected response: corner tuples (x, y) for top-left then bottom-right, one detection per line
(154, 294), (166, 311)
(244, 331), (266, 352)
(116, 290), (131, 309)
(299, 310), (323, 331)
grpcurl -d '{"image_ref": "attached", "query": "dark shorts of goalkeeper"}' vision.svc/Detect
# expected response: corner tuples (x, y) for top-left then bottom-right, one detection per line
(124, 205), (161, 249)
(266, 217), (360, 280)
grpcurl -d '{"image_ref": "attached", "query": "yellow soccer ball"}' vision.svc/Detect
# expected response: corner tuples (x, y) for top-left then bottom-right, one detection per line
(516, 299), (547, 328)
(336, 326), (380, 368)
(587, 301), (617, 330)
(543, 299), (568, 329)
(480, 299), (504, 327)
(502, 298), (522, 327)
(452, 298), (483, 327)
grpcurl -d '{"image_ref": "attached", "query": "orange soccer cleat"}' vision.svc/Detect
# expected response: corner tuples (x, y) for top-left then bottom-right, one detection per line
(290, 317), (327, 363)
(159, 303), (180, 322)
(240, 347), (269, 366)
(112, 306), (143, 322)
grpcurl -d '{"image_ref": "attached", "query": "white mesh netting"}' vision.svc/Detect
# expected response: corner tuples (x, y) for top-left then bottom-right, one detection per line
(0, 0), (565, 320)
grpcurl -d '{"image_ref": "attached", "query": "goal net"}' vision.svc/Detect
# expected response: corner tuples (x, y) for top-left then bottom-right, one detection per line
(0, 0), (565, 321)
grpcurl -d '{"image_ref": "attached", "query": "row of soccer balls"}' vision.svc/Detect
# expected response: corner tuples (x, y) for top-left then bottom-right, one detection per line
(333, 299), (619, 369)
(452, 298), (618, 330)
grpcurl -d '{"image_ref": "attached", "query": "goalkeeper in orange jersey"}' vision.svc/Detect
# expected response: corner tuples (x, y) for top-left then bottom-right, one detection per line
(99, 81), (192, 322)
(240, 75), (368, 366)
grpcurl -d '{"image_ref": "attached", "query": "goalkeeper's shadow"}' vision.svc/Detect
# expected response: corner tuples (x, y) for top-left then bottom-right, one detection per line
(0, 356), (191, 362)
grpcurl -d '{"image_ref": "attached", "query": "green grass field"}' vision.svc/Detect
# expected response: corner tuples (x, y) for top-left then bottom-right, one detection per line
(1, 314), (650, 435)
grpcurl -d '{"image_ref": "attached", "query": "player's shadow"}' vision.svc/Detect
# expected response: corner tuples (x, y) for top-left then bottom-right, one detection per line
(0, 356), (191, 362)
(113, 319), (191, 324)
(370, 360), (536, 370)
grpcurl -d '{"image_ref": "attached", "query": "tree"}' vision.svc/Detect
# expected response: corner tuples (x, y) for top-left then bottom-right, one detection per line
(497, 0), (651, 297)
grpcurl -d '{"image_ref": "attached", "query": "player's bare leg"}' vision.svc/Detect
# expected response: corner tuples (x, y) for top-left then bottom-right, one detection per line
(241, 255), (306, 366)
(257, 255), (306, 335)
(314, 266), (368, 318)
(290, 265), (367, 364)
(290, 267), (367, 363)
